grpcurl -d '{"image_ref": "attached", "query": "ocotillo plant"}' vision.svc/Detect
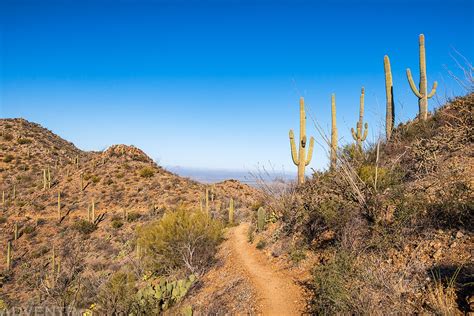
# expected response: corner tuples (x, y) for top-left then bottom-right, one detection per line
(384, 55), (395, 140)
(330, 94), (338, 170)
(351, 88), (369, 151)
(406, 34), (437, 121)
(257, 207), (265, 232)
(228, 198), (234, 225)
(6, 241), (12, 270)
(289, 97), (315, 184)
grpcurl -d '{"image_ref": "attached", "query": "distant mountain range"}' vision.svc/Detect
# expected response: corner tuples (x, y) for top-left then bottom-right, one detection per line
(167, 166), (296, 186)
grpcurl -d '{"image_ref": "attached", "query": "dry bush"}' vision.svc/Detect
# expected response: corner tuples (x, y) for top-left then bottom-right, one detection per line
(426, 269), (461, 316)
(137, 208), (223, 275)
(96, 271), (137, 315)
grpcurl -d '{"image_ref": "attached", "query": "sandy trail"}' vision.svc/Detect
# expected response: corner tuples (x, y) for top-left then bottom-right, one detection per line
(228, 223), (304, 315)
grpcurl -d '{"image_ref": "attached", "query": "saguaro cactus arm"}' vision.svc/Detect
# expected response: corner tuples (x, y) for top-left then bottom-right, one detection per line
(427, 82), (438, 98)
(406, 69), (423, 98)
(305, 137), (314, 166)
(361, 123), (368, 141)
(289, 130), (299, 165)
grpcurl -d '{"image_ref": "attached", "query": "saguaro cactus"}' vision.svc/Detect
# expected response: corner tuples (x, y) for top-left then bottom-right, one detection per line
(406, 34), (437, 121)
(330, 94), (338, 170)
(6, 241), (11, 270)
(289, 97), (315, 184)
(43, 169), (47, 190)
(2, 190), (4, 206)
(351, 88), (369, 151)
(14, 223), (18, 240)
(57, 191), (61, 220)
(384, 55), (395, 140)
(257, 207), (266, 232)
(228, 198), (234, 225)
(205, 189), (209, 214)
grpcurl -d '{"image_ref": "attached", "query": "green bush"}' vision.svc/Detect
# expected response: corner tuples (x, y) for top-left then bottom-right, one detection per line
(309, 251), (356, 314)
(139, 167), (155, 178)
(97, 271), (136, 315)
(3, 155), (13, 163)
(358, 165), (402, 191)
(111, 219), (123, 229)
(137, 208), (223, 274)
(126, 212), (141, 222)
(17, 138), (32, 145)
(256, 240), (266, 250)
(72, 220), (97, 235)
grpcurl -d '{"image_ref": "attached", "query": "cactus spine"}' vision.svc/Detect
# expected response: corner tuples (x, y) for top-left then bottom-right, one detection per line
(406, 34), (437, 121)
(228, 198), (234, 225)
(351, 88), (369, 151)
(289, 97), (315, 184)
(257, 207), (265, 232)
(330, 94), (338, 170)
(384, 55), (395, 140)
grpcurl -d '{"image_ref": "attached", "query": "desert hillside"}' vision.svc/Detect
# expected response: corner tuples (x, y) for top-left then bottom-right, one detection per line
(0, 118), (260, 308)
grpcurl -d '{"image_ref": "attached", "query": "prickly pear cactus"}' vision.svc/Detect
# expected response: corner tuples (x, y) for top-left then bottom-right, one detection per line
(135, 274), (197, 313)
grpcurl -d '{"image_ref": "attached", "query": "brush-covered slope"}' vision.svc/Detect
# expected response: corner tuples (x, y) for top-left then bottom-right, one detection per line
(252, 93), (473, 314)
(0, 118), (260, 307)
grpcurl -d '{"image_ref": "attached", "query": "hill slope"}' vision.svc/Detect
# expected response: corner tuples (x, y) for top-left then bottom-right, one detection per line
(0, 118), (260, 307)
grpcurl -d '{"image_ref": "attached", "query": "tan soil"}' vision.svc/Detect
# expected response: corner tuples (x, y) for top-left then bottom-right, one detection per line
(229, 223), (304, 315)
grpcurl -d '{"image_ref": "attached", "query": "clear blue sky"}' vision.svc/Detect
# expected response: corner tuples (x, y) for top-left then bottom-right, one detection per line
(1, 0), (472, 172)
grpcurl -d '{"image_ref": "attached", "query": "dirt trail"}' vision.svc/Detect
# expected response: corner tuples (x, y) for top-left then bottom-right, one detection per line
(228, 223), (305, 315)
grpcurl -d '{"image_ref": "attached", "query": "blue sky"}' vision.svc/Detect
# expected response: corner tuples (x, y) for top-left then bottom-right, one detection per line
(0, 0), (472, 172)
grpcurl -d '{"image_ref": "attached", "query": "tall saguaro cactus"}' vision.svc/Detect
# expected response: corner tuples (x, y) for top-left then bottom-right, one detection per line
(289, 97), (315, 184)
(406, 34), (438, 121)
(228, 198), (234, 225)
(384, 55), (395, 140)
(6, 241), (12, 270)
(351, 88), (369, 151)
(57, 191), (61, 220)
(330, 94), (338, 170)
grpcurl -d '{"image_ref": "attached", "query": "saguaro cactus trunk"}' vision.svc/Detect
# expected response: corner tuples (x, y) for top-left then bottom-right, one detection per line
(406, 34), (437, 121)
(330, 94), (338, 170)
(351, 88), (369, 151)
(384, 55), (395, 140)
(289, 97), (315, 184)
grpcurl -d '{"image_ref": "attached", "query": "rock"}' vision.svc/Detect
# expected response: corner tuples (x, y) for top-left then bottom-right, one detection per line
(455, 231), (464, 239)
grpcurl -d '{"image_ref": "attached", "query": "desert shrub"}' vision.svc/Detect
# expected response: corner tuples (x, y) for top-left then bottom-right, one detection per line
(139, 167), (155, 178)
(137, 208), (223, 275)
(22, 225), (35, 235)
(0, 217), (7, 224)
(91, 175), (101, 184)
(126, 212), (141, 222)
(111, 219), (123, 229)
(426, 271), (459, 315)
(358, 165), (402, 191)
(309, 251), (356, 314)
(289, 249), (306, 265)
(256, 240), (266, 250)
(427, 180), (473, 230)
(3, 155), (13, 163)
(2, 133), (13, 141)
(72, 220), (97, 235)
(97, 271), (136, 315)
(17, 138), (32, 145)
